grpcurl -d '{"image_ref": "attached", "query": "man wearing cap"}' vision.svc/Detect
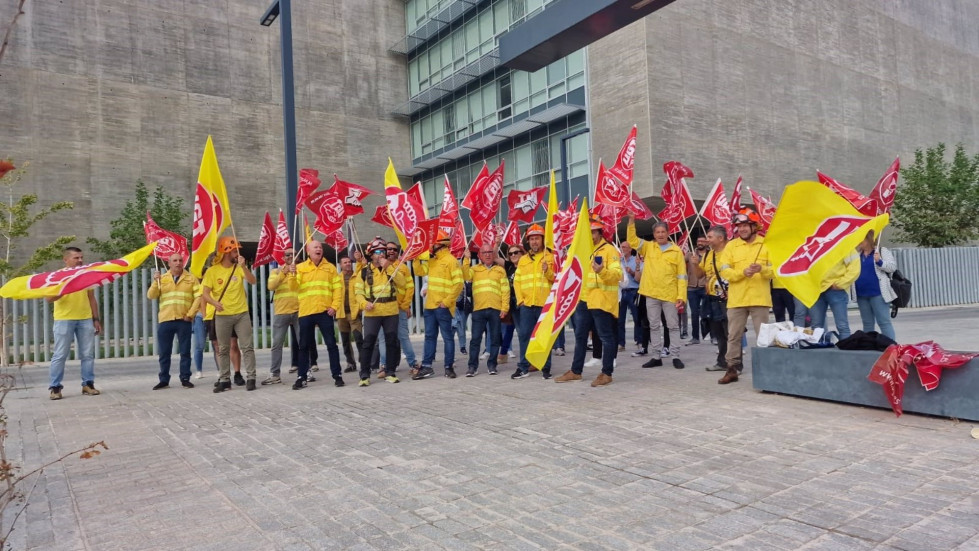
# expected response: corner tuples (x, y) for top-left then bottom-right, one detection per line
(336, 255), (362, 373)
(511, 224), (555, 380)
(355, 238), (406, 386)
(47, 247), (103, 400)
(462, 245), (509, 376)
(556, 214), (622, 386)
(414, 231), (463, 380)
(293, 240), (344, 390)
(147, 252), (201, 389)
(201, 237), (259, 392)
(717, 208), (773, 384)
(262, 249), (300, 385)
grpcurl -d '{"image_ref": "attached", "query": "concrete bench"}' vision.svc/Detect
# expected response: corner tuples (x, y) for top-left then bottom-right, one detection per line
(751, 347), (979, 421)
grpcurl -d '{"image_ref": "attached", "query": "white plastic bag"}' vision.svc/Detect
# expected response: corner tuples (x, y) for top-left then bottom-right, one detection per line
(756, 321), (795, 347)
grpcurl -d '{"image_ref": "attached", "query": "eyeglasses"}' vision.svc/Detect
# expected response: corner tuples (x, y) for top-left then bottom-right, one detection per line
(508, 251), (523, 256)
(480, 250), (495, 255)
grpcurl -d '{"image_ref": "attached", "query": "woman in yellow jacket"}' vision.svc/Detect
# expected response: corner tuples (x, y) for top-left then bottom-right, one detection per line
(354, 238), (407, 386)
(626, 216), (688, 369)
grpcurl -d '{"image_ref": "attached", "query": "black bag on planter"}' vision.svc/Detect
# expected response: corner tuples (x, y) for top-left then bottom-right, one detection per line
(889, 270), (912, 309)
(836, 330), (897, 352)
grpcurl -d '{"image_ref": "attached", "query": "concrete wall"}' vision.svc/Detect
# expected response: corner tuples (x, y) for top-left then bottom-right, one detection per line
(588, 0), (979, 209)
(0, 0), (409, 261)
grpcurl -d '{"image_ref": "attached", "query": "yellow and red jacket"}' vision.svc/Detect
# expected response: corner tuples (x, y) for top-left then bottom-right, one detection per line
(147, 271), (201, 322)
(627, 222), (688, 302)
(582, 240), (622, 316)
(296, 258), (342, 317)
(514, 249), (555, 307)
(718, 236), (773, 308)
(424, 248), (463, 314)
(462, 262), (510, 314)
(267, 268), (299, 315)
(354, 263), (406, 317)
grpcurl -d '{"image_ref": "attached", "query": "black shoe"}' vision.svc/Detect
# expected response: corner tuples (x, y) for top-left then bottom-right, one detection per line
(334, 377), (345, 387)
(445, 367), (457, 379)
(181, 380), (194, 388)
(459, 348), (467, 356)
(680, 332), (689, 339)
(412, 367), (435, 380)
(308, 375), (317, 383)
(510, 370), (529, 379)
(642, 358), (663, 368)
(213, 381), (231, 393)
(344, 365), (357, 373)
(292, 379), (307, 390)
(152, 382), (169, 390)
(233, 372), (245, 386)
(246, 379), (256, 391)
(465, 370), (476, 377)
(542, 371), (553, 380)
(673, 358), (685, 369)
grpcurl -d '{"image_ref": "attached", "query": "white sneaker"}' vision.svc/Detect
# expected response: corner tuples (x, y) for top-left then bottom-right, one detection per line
(480, 352), (489, 360)
(508, 351), (516, 358)
(195, 371), (204, 379)
(584, 358), (600, 368)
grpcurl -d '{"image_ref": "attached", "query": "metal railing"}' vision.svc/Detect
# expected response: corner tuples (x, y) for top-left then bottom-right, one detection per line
(892, 246), (979, 308)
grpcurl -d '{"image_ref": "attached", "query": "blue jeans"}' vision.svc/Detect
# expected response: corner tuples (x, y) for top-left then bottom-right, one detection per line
(298, 312), (341, 381)
(454, 308), (469, 350)
(49, 319), (96, 389)
(571, 303), (616, 376)
(618, 287), (640, 346)
(468, 309), (501, 372)
(192, 314), (206, 373)
(516, 305), (550, 374)
(793, 297), (810, 327)
(857, 295), (896, 340)
(423, 307), (455, 370)
(810, 288), (851, 339)
(500, 322), (515, 355)
(398, 310), (417, 367)
(686, 287), (707, 340)
(158, 320), (193, 383)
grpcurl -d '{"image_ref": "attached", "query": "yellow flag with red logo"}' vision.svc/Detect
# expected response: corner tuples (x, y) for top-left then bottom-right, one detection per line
(543, 170), (558, 251)
(766, 180), (889, 308)
(526, 201), (593, 369)
(190, 136), (233, 278)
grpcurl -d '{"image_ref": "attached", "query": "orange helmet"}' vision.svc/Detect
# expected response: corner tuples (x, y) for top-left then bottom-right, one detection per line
(436, 230), (451, 243)
(216, 236), (240, 253)
(368, 237), (387, 255)
(525, 224), (544, 238)
(732, 208), (761, 226)
(589, 213), (605, 231)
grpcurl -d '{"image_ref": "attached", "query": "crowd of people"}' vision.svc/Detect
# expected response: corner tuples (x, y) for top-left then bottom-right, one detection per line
(44, 207), (898, 399)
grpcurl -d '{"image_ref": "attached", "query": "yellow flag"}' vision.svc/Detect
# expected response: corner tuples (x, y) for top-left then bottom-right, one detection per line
(190, 136), (233, 277)
(304, 218), (313, 242)
(544, 170), (558, 251)
(766, 180), (889, 308)
(384, 158), (429, 259)
(526, 201), (593, 369)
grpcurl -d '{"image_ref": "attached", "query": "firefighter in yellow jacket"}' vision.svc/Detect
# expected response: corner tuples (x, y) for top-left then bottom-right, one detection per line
(511, 224), (555, 379)
(147, 253), (201, 389)
(462, 245), (510, 376)
(413, 231), (463, 380)
(626, 216), (688, 369)
(354, 238), (406, 387)
(555, 214), (622, 386)
(293, 240), (343, 390)
(262, 249), (299, 385)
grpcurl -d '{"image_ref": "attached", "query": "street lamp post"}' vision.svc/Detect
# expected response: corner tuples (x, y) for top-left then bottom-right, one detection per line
(261, 0), (298, 233)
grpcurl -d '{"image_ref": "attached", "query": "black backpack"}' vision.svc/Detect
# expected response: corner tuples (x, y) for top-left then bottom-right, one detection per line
(888, 269), (912, 318)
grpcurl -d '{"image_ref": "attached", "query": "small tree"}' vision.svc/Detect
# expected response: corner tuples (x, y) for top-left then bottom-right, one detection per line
(87, 181), (188, 259)
(892, 143), (979, 247)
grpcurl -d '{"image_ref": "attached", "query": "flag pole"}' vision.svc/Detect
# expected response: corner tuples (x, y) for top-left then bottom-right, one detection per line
(369, 255), (408, 307)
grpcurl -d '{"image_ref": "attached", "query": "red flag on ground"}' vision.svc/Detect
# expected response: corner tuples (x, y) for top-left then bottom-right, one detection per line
(866, 157), (900, 216)
(461, 163), (489, 210)
(626, 191), (654, 221)
(817, 171), (873, 213)
(273, 210), (292, 265)
(609, 125), (638, 185)
(144, 212), (189, 264)
(315, 188), (347, 235)
(868, 345), (907, 417)
(699, 178), (732, 229)
(749, 188), (777, 233)
(594, 160), (631, 208)
(730, 175), (744, 216)
(332, 175), (373, 216)
(507, 186), (548, 223)
(502, 221), (521, 247)
(467, 161), (505, 230)
(253, 212), (276, 267)
(404, 218), (440, 260)
(296, 168), (321, 214)
(371, 205), (394, 228)
(386, 187), (425, 238)
(900, 341), (978, 392)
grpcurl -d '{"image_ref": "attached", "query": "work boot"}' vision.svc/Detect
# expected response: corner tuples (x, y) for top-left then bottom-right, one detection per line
(233, 372), (245, 386)
(554, 370), (582, 383)
(718, 367), (740, 384)
(246, 379), (256, 391)
(590, 373), (613, 387)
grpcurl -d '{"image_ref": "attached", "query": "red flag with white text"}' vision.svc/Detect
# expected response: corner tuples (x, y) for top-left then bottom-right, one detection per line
(749, 188), (777, 233)
(866, 157), (900, 216)
(253, 212), (276, 267)
(321, 228), (348, 251)
(386, 187), (425, 238)
(332, 175), (373, 216)
(315, 188), (347, 235)
(467, 161), (505, 230)
(699, 178), (732, 229)
(273, 210), (292, 264)
(144, 212), (189, 264)
(730, 175), (744, 216)
(405, 218), (440, 260)
(461, 163), (489, 210)
(503, 221), (521, 247)
(609, 125), (638, 185)
(371, 205), (394, 228)
(594, 160), (631, 207)
(626, 191), (654, 221)
(507, 186), (548, 223)
(296, 168), (322, 214)
(817, 171), (873, 214)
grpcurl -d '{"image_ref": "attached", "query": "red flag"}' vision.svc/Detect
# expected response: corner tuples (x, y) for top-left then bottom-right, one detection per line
(868, 345), (907, 417)
(273, 210), (292, 264)
(144, 212), (189, 264)
(866, 157), (900, 216)
(461, 163), (489, 210)
(656, 203), (685, 234)
(332, 175), (373, 216)
(506, 186), (548, 223)
(296, 168), (322, 214)
(502, 221), (521, 247)
(589, 207), (616, 243)
(404, 218), (440, 260)
(321, 228), (348, 251)
(554, 198), (580, 249)
(660, 161), (696, 231)
(626, 191), (654, 221)
(594, 160), (631, 208)
(662, 161), (694, 204)
(609, 125), (638, 185)
(594, 202), (626, 240)
(407, 182), (428, 215)
(450, 218), (467, 258)
(730, 175), (744, 215)
(371, 205), (394, 228)
(440, 176), (460, 226)
(467, 161), (505, 230)
(472, 223), (505, 250)
(900, 341), (978, 392)
(253, 212), (276, 267)
(699, 178), (732, 228)
(817, 171), (873, 213)
(749, 188), (777, 232)
(386, 187), (425, 238)
(315, 188), (347, 235)
(676, 231), (690, 254)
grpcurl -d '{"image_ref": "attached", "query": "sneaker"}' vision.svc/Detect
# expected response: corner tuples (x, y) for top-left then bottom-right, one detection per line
(642, 358), (663, 368)
(412, 367), (435, 380)
(195, 371), (204, 379)
(555, 348), (566, 356)
(233, 372), (245, 386)
(510, 370), (529, 379)
(554, 370), (582, 383)
(661, 347), (671, 357)
(705, 364), (727, 372)
(466, 370), (476, 377)
(673, 358), (685, 369)
(488, 368), (498, 375)
(181, 380), (195, 389)
(584, 358), (601, 368)
(81, 384), (101, 396)
(542, 371), (553, 380)
(261, 375), (282, 385)
(687, 339), (700, 345)
(246, 379), (256, 391)
(680, 332), (688, 340)
(508, 351), (516, 358)
(710, 337), (718, 345)
(292, 379), (307, 390)
(311, 364), (320, 372)
(631, 348), (648, 357)
(359, 378), (370, 387)
(49, 386), (63, 400)
(344, 365), (357, 373)
(334, 378), (345, 387)
(385, 375), (400, 383)
(213, 381), (231, 393)
(480, 352), (489, 360)
(497, 354), (508, 364)
(591, 373), (613, 387)
(153, 382), (169, 390)
(459, 348), (467, 356)
(288, 366), (298, 373)
(445, 367), (457, 379)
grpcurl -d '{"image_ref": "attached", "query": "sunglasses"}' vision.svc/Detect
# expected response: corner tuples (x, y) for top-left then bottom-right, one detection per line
(386, 249), (398, 252)
(373, 250), (385, 255)
(508, 251), (523, 256)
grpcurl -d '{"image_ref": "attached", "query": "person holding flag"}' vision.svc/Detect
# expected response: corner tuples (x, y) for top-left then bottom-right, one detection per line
(461, 245), (510, 376)
(694, 225), (731, 371)
(293, 240), (344, 390)
(47, 247), (103, 400)
(414, 232), (463, 380)
(201, 237), (259, 392)
(147, 253), (202, 389)
(511, 224), (555, 380)
(261, 249), (299, 385)
(354, 238), (407, 386)
(336, 255), (363, 374)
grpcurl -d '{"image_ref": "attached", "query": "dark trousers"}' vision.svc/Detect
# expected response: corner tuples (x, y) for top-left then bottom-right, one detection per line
(572, 303), (616, 376)
(687, 287), (707, 340)
(618, 287), (640, 346)
(340, 326), (362, 369)
(468, 308), (501, 372)
(361, 315), (399, 379)
(706, 297), (728, 367)
(298, 312), (341, 381)
(158, 320), (192, 383)
(516, 305), (550, 374)
(771, 288), (795, 323)
(500, 322), (515, 354)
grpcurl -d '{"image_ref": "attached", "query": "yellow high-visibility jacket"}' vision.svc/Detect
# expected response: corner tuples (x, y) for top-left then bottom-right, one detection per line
(818, 253), (860, 293)
(627, 222), (688, 302)
(147, 272), (201, 322)
(718, 236), (773, 308)
(424, 248), (463, 314)
(296, 258), (341, 317)
(267, 268), (299, 315)
(514, 249), (555, 307)
(354, 263), (406, 317)
(338, 270), (361, 320)
(395, 261), (415, 311)
(462, 262), (510, 314)
(583, 240), (622, 316)
(700, 247), (727, 298)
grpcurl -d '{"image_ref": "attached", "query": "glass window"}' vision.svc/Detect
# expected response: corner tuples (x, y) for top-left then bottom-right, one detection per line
(547, 59), (566, 85)
(511, 0), (526, 23)
(494, 1), (509, 35)
(412, 122), (422, 158)
(567, 49), (584, 77)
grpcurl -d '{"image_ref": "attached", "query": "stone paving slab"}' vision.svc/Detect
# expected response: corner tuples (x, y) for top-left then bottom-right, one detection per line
(3, 306), (978, 550)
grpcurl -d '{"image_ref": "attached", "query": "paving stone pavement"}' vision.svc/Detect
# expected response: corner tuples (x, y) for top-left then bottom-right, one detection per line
(4, 306), (978, 550)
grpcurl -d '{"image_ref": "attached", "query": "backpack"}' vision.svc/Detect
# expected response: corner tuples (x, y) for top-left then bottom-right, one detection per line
(889, 269), (912, 309)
